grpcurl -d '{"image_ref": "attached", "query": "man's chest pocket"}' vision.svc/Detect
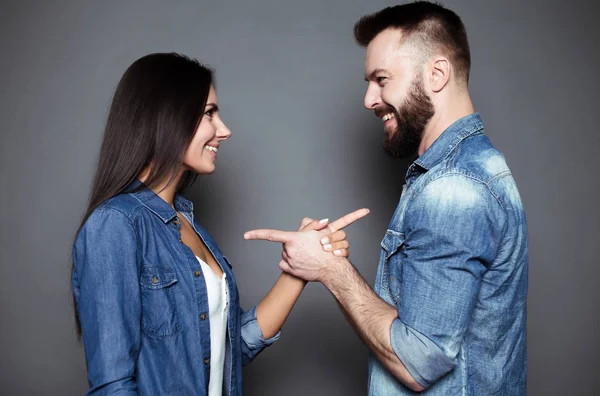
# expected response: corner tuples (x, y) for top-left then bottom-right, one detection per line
(381, 230), (406, 304)
(139, 265), (182, 339)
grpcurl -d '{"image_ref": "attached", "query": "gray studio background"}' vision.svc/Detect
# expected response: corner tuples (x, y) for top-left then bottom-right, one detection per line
(1, 0), (598, 395)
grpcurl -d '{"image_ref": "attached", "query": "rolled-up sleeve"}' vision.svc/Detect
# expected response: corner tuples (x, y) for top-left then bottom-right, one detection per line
(390, 174), (507, 388)
(240, 306), (281, 365)
(72, 209), (141, 395)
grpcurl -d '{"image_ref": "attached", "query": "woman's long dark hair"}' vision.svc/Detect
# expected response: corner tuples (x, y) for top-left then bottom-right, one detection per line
(72, 52), (214, 338)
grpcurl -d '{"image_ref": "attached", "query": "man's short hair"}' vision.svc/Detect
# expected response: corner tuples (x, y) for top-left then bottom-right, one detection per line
(354, 1), (471, 83)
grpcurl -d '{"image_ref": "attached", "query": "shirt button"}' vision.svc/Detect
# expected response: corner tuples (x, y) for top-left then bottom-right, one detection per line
(200, 313), (207, 320)
(194, 270), (201, 277)
(204, 358), (210, 365)
(179, 238), (183, 243)
(151, 276), (159, 284)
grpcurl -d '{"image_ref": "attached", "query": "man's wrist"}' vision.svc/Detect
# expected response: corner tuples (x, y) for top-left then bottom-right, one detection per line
(321, 257), (353, 291)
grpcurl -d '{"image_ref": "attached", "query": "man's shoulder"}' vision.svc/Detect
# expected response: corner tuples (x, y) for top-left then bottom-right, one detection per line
(441, 133), (512, 184)
(415, 134), (523, 214)
(408, 170), (503, 216)
(406, 136), (510, 212)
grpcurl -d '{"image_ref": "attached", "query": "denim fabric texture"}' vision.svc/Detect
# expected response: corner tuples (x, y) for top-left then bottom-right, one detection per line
(72, 180), (279, 395)
(368, 113), (528, 395)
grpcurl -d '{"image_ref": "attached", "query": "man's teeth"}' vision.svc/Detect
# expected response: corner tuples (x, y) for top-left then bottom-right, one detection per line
(204, 145), (218, 153)
(382, 113), (395, 122)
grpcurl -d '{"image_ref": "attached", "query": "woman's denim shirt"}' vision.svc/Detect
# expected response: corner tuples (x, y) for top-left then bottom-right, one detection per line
(72, 181), (279, 395)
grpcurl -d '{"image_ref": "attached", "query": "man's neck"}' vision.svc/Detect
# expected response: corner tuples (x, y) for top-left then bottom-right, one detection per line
(418, 96), (475, 156)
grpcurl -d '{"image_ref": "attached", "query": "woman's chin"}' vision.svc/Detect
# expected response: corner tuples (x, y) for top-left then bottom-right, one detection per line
(193, 165), (216, 176)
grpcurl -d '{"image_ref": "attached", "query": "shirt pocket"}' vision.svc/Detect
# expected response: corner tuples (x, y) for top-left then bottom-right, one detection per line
(139, 265), (181, 339)
(381, 229), (406, 304)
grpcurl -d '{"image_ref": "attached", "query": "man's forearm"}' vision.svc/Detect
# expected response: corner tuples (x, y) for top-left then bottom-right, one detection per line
(322, 258), (425, 392)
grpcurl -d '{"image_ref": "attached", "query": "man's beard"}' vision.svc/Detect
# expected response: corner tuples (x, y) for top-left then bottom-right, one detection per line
(383, 75), (435, 158)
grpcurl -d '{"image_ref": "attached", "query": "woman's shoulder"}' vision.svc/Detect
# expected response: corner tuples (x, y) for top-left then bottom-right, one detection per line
(73, 195), (143, 270)
(98, 192), (147, 217)
(83, 193), (147, 230)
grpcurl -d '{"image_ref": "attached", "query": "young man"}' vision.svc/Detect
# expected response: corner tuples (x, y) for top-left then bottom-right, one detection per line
(246, 2), (528, 394)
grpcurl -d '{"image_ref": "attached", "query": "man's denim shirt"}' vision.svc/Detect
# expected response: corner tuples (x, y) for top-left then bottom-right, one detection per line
(368, 113), (528, 395)
(72, 181), (279, 395)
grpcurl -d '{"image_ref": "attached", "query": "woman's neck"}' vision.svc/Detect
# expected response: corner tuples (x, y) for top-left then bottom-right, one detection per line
(137, 168), (184, 209)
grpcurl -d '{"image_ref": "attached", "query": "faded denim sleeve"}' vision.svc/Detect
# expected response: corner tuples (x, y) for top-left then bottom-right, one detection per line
(72, 209), (141, 395)
(240, 306), (281, 365)
(390, 174), (507, 388)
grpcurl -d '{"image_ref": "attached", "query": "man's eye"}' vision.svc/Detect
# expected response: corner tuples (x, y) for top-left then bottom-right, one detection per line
(376, 77), (387, 85)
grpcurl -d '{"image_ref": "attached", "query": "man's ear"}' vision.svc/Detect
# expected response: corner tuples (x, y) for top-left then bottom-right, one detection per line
(429, 56), (450, 93)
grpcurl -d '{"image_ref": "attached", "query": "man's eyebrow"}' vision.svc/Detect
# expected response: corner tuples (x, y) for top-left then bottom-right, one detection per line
(364, 68), (389, 81)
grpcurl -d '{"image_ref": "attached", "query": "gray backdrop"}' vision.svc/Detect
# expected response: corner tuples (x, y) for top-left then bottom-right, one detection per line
(1, 0), (598, 395)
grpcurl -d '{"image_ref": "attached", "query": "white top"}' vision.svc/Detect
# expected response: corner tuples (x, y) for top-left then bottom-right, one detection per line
(196, 256), (229, 396)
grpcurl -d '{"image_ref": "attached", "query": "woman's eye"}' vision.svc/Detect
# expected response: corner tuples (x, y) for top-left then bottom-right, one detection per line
(205, 108), (215, 117)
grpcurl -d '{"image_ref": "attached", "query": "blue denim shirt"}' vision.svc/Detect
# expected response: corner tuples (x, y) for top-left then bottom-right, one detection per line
(72, 181), (279, 395)
(368, 113), (528, 395)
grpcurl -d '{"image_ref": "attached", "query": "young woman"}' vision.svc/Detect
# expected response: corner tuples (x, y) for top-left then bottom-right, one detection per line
(71, 52), (365, 395)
